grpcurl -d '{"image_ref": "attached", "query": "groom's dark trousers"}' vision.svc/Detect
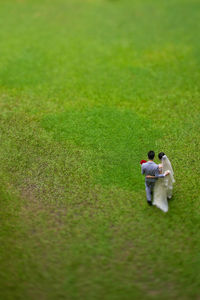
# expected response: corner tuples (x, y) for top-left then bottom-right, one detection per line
(145, 182), (155, 203)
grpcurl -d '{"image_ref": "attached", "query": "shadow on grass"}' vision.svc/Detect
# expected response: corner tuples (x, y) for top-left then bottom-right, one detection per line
(42, 107), (161, 191)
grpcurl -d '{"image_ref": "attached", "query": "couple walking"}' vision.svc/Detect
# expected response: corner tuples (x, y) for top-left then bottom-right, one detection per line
(141, 151), (175, 212)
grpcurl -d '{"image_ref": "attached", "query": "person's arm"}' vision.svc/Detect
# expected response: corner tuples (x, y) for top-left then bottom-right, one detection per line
(141, 165), (145, 175)
(146, 171), (170, 179)
(155, 167), (165, 178)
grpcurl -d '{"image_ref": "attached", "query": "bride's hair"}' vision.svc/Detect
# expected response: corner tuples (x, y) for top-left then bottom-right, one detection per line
(158, 152), (165, 160)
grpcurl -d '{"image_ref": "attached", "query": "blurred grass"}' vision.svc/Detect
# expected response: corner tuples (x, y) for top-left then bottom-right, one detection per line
(0, 0), (200, 299)
(42, 108), (161, 190)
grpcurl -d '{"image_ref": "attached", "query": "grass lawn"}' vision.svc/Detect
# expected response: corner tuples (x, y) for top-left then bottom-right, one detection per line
(0, 0), (200, 299)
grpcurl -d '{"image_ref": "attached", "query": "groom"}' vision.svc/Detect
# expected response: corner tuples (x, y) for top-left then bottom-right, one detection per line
(141, 150), (169, 206)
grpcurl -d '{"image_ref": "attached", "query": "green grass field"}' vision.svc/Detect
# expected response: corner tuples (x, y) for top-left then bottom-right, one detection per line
(0, 0), (200, 299)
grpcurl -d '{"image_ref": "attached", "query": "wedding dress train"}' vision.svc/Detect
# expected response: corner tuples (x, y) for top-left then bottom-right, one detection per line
(153, 155), (175, 212)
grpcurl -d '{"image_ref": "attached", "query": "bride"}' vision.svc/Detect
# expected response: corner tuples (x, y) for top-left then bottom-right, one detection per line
(147, 152), (175, 212)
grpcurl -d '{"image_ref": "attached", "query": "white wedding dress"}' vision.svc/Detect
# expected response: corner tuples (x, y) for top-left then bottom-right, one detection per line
(153, 155), (175, 212)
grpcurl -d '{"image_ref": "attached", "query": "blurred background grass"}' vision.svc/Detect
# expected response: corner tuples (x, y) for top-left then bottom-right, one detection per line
(0, 0), (199, 299)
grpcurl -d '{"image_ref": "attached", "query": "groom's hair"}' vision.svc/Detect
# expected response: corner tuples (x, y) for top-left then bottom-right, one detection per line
(148, 150), (155, 160)
(158, 152), (165, 160)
